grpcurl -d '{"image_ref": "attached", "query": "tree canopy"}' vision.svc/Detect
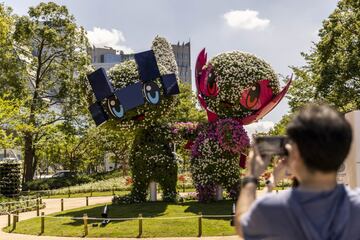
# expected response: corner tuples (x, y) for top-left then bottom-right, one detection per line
(289, 0), (360, 113)
(271, 0), (360, 136)
(0, 4), (26, 96)
(10, 2), (91, 181)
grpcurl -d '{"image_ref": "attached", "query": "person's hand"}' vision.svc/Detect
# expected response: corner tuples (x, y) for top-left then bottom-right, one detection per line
(246, 146), (272, 178)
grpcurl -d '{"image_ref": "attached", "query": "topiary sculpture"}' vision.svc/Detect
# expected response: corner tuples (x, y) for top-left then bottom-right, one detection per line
(87, 36), (180, 202)
(191, 49), (291, 201)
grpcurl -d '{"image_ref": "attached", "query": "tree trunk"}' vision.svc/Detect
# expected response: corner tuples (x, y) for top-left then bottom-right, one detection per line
(23, 42), (42, 183)
(23, 133), (35, 183)
(32, 154), (38, 179)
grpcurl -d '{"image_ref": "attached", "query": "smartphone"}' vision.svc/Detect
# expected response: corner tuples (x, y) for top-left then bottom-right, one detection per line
(255, 136), (288, 157)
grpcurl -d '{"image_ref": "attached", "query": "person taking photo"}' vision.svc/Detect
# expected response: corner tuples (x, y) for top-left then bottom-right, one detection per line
(235, 104), (360, 240)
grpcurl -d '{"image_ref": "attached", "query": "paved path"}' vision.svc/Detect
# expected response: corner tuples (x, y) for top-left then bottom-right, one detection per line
(0, 196), (241, 240)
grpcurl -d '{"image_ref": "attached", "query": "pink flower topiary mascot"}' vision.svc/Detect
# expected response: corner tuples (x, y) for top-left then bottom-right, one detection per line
(191, 49), (291, 202)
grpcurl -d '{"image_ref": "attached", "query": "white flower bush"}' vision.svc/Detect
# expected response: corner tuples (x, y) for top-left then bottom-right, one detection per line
(51, 177), (129, 194)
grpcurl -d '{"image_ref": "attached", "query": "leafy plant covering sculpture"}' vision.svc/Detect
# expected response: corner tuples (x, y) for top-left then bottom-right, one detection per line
(191, 49), (291, 201)
(87, 36), (180, 202)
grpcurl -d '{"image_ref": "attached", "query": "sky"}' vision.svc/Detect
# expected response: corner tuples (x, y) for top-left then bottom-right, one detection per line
(3, 0), (339, 135)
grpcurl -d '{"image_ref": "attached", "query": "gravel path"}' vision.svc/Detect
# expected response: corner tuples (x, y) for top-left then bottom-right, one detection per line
(0, 196), (240, 240)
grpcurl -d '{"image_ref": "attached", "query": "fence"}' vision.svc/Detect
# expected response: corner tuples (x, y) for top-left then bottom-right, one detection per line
(7, 196), (235, 237)
(21, 185), (196, 199)
(0, 196), (46, 215)
(11, 210), (234, 238)
(6, 196), (91, 231)
(21, 186), (130, 198)
(4, 197), (45, 229)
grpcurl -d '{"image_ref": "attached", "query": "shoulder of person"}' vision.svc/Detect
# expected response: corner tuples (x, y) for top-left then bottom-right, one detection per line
(254, 189), (292, 209)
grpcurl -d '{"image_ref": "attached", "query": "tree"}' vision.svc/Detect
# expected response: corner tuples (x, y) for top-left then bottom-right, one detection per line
(267, 114), (292, 136)
(166, 82), (206, 174)
(288, 66), (317, 112)
(0, 4), (26, 96)
(0, 3), (11, 47)
(13, 2), (90, 182)
(52, 126), (105, 173)
(0, 97), (24, 149)
(96, 127), (134, 175)
(34, 122), (134, 176)
(289, 0), (360, 113)
(169, 83), (207, 123)
(315, 0), (360, 111)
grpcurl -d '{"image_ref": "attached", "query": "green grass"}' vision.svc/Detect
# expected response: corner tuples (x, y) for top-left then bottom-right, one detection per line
(0, 196), (12, 203)
(5, 200), (237, 238)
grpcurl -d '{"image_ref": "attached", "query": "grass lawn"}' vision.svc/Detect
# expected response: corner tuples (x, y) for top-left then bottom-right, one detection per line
(0, 196), (12, 203)
(5, 200), (237, 238)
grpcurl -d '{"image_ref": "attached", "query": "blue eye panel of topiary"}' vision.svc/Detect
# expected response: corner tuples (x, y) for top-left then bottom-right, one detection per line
(88, 102), (109, 126)
(87, 68), (114, 102)
(134, 50), (161, 82)
(161, 73), (180, 96)
(143, 81), (161, 105)
(86, 47), (180, 125)
(107, 95), (124, 119)
(115, 82), (145, 112)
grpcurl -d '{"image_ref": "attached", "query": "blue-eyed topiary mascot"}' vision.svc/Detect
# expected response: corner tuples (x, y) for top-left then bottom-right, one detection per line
(87, 36), (180, 202)
(191, 49), (291, 201)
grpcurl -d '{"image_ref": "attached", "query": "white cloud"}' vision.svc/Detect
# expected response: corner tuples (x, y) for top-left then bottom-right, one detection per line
(223, 10), (270, 30)
(87, 27), (133, 53)
(244, 121), (275, 139)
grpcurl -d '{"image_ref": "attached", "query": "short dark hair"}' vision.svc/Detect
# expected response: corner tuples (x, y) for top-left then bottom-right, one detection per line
(286, 104), (352, 172)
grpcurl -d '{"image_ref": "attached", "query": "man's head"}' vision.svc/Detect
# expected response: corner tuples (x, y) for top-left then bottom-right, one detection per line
(286, 104), (352, 175)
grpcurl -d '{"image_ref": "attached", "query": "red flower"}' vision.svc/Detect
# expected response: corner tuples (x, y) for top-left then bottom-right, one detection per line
(184, 140), (194, 150)
(126, 177), (133, 185)
(178, 175), (186, 182)
(261, 172), (271, 180)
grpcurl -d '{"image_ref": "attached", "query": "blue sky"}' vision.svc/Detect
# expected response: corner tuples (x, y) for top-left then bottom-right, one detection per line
(3, 0), (339, 134)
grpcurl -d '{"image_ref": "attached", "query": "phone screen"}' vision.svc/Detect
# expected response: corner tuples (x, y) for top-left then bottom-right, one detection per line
(255, 136), (288, 156)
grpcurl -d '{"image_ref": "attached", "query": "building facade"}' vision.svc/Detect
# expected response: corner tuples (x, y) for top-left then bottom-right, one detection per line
(172, 42), (191, 84)
(89, 41), (191, 84)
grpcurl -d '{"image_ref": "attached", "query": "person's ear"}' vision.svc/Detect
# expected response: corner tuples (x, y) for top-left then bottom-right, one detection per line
(286, 142), (302, 164)
(285, 143), (299, 164)
(285, 143), (292, 153)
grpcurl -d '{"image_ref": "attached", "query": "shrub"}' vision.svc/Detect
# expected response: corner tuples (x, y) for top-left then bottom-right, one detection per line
(0, 161), (21, 196)
(23, 175), (92, 191)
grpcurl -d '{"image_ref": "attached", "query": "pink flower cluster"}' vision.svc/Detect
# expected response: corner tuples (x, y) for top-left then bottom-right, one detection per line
(191, 119), (250, 158)
(191, 131), (207, 157)
(216, 119), (250, 154)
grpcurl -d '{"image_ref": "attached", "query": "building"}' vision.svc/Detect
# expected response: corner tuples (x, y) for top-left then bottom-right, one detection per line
(89, 41), (191, 84)
(89, 47), (134, 71)
(172, 42), (191, 84)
